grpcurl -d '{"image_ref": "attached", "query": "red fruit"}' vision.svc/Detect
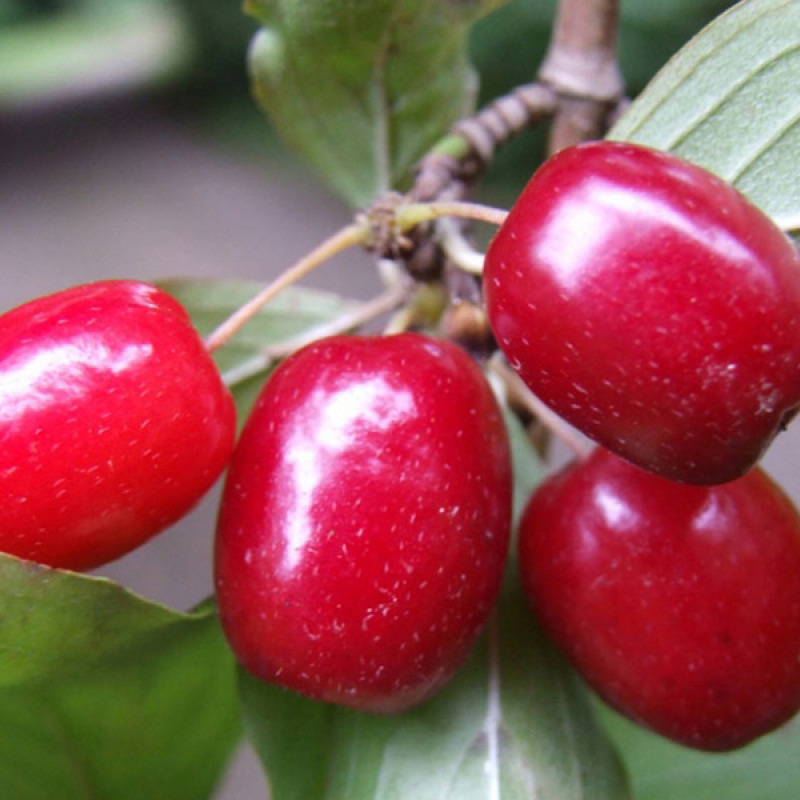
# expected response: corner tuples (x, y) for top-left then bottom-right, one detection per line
(0, 280), (236, 571)
(484, 140), (800, 484)
(518, 447), (800, 751)
(215, 333), (512, 713)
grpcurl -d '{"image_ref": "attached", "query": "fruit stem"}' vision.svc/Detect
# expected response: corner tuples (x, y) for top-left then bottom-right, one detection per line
(490, 355), (592, 461)
(396, 201), (508, 230)
(219, 283), (410, 387)
(205, 222), (369, 353)
(437, 218), (487, 275)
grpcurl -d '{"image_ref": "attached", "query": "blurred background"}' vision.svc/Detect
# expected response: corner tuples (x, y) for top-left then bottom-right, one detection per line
(0, 0), (778, 797)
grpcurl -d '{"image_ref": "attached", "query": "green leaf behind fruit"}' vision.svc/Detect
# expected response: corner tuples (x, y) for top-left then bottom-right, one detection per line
(0, 554), (198, 688)
(0, 555), (241, 800)
(238, 413), (631, 800)
(159, 278), (362, 424)
(597, 700), (800, 800)
(244, 0), (503, 208)
(609, 0), (800, 239)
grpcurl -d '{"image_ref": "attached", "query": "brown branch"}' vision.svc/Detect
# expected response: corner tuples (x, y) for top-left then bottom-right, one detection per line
(412, 83), (558, 203)
(412, 0), (625, 199)
(539, 0), (625, 153)
(448, 83), (559, 179)
(399, 0), (626, 461)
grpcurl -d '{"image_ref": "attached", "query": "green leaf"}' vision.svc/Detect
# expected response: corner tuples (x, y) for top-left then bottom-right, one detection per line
(238, 414), (630, 800)
(609, 0), (800, 238)
(596, 701), (800, 800)
(159, 278), (362, 422)
(0, 555), (241, 800)
(245, 0), (503, 208)
(0, 553), (198, 688)
(241, 590), (630, 800)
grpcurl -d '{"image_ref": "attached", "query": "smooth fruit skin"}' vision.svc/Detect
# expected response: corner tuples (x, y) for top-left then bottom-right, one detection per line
(215, 333), (512, 713)
(0, 281), (236, 571)
(518, 448), (800, 751)
(484, 140), (800, 484)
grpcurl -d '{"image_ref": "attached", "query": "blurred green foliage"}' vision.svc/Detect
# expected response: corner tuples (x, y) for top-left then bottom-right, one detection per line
(0, 0), (738, 190)
(174, 0), (257, 89)
(0, 0), (69, 24)
(0, 0), (256, 105)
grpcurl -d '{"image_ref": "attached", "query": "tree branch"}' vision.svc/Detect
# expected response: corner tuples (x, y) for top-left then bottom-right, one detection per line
(539, 0), (625, 152)
(412, 82), (558, 203)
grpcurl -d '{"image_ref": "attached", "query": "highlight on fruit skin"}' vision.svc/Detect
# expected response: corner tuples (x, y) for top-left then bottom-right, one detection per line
(0, 280), (236, 571)
(484, 140), (800, 486)
(518, 446), (800, 752)
(214, 332), (513, 713)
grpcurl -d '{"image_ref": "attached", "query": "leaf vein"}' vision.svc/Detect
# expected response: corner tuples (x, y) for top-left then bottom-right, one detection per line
(41, 698), (101, 800)
(729, 103), (800, 184)
(663, 38), (800, 154)
(620, 0), (797, 142)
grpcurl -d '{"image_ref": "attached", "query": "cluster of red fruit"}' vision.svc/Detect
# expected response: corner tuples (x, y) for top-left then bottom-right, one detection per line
(486, 142), (800, 752)
(3, 142), (800, 753)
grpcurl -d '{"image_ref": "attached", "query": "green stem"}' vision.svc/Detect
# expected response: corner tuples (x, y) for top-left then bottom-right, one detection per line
(396, 201), (508, 231)
(428, 133), (473, 161)
(219, 283), (410, 387)
(490, 355), (592, 461)
(205, 222), (369, 353)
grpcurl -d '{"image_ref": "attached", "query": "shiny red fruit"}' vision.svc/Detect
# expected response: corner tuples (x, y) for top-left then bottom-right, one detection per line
(215, 333), (512, 713)
(0, 281), (236, 571)
(518, 447), (800, 751)
(484, 140), (800, 484)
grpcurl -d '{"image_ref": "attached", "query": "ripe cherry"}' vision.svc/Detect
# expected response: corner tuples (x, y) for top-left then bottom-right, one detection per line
(214, 333), (512, 713)
(484, 140), (800, 484)
(518, 447), (800, 751)
(0, 280), (236, 571)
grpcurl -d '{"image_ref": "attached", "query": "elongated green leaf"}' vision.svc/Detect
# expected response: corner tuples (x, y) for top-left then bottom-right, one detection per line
(245, 0), (503, 208)
(0, 553), (201, 688)
(0, 556), (241, 800)
(609, 0), (800, 238)
(0, 614), (240, 800)
(597, 701), (800, 800)
(241, 610), (628, 800)
(159, 278), (362, 421)
(239, 414), (630, 800)
(160, 278), (362, 364)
